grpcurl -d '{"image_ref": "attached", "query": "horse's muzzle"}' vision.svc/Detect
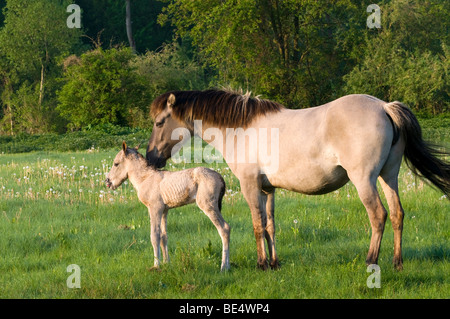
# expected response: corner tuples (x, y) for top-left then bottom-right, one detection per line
(146, 148), (167, 169)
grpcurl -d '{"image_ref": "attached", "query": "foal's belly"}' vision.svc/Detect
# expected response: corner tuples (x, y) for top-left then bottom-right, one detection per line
(159, 172), (197, 208)
(265, 164), (349, 195)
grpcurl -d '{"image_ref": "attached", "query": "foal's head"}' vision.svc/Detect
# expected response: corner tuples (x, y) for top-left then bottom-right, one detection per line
(105, 141), (141, 190)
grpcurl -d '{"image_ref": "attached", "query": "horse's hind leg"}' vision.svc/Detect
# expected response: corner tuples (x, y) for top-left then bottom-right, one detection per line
(379, 144), (405, 270)
(351, 175), (388, 266)
(379, 175), (404, 270)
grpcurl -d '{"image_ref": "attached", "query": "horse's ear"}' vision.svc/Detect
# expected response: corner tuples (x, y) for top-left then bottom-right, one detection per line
(122, 141), (128, 154)
(134, 143), (141, 150)
(167, 93), (176, 110)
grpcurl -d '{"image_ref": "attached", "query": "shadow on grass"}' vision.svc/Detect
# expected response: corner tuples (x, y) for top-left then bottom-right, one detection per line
(403, 244), (448, 262)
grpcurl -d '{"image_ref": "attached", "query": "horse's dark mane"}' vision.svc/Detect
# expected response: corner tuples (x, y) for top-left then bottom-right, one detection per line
(150, 89), (284, 128)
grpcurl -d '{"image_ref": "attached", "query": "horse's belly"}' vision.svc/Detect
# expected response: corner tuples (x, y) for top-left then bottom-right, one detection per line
(266, 164), (349, 195)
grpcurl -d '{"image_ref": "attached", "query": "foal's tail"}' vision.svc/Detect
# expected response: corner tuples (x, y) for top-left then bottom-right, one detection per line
(383, 101), (450, 197)
(218, 175), (226, 211)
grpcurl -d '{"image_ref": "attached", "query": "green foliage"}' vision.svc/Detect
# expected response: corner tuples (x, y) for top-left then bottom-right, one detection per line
(1, 0), (449, 136)
(57, 43), (206, 130)
(132, 42), (208, 100)
(57, 47), (151, 129)
(74, 0), (173, 53)
(0, 125), (151, 153)
(159, 0), (365, 107)
(0, 0), (81, 76)
(343, 0), (450, 114)
(0, 0), (83, 134)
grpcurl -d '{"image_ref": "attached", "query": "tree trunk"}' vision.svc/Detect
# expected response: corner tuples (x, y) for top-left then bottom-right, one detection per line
(6, 103), (13, 136)
(39, 62), (44, 108)
(293, 15), (300, 65)
(38, 63), (44, 109)
(4, 76), (14, 135)
(125, 0), (136, 53)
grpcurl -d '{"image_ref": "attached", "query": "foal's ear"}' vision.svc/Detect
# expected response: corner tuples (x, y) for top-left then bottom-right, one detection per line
(134, 143), (141, 150)
(122, 141), (128, 154)
(167, 93), (176, 110)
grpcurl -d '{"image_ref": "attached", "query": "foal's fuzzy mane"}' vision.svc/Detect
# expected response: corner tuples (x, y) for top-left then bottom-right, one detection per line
(150, 89), (284, 128)
(126, 148), (147, 164)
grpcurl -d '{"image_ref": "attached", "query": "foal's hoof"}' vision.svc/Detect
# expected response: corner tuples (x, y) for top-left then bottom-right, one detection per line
(147, 266), (161, 272)
(220, 264), (230, 272)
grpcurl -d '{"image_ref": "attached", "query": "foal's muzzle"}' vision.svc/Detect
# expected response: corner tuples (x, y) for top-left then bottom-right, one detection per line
(105, 178), (112, 188)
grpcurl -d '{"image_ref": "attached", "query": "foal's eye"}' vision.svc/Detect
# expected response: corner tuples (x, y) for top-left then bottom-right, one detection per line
(114, 163), (119, 167)
(155, 120), (164, 128)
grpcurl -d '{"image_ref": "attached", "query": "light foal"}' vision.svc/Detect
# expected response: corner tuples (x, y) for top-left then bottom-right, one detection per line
(105, 142), (230, 271)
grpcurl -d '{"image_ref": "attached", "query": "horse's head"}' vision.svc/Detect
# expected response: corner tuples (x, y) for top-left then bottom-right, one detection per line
(146, 93), (190, 168)
(105, 141), (137, 190)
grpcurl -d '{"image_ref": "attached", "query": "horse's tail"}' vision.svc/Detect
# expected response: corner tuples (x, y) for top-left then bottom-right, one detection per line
(383, 101), (450, 197)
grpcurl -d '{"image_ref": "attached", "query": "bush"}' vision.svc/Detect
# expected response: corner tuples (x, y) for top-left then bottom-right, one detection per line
(343, 1), (449, 115)
(131, 42), (208, 101)
(57, 47), (152, 129)
(0, 127), (151, 154)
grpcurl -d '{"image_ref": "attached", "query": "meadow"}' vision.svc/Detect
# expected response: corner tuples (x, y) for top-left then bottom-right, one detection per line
(0, 120), (448, 299)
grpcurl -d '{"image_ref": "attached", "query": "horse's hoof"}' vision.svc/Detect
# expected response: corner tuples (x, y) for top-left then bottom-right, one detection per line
(147, 266), (161, 272)
(257, 261), (269, 271)
(270, 260), (280, 270)
(393, 261), (403, 271)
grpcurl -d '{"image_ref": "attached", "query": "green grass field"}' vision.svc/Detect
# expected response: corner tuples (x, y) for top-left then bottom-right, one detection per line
(0, 123), (448, 299)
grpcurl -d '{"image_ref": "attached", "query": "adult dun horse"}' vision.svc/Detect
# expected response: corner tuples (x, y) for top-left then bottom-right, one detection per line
(146, 89), (450, 271)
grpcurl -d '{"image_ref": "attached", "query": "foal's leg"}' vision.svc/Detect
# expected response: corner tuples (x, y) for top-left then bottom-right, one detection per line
(196, 198), (231, 271)
(159, 208), (170, 264)
(148, 206), (163, 268)
(240, 181), (268, 270)
(264, 191), (279, 269)
(351, 176), (388, 266)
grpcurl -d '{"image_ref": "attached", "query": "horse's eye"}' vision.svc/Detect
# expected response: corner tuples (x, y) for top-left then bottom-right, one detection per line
(156, 120), (164, 128)
(114, 163), (119, 167)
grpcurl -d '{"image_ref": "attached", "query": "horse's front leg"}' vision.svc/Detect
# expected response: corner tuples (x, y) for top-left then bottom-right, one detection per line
(241, 181), (268, 270)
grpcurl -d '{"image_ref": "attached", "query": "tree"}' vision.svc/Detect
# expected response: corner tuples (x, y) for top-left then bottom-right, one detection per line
(343, 0), (450, 114)
(132, 42), (208, 98)
(125, 0), (136, 53)
(159, 0), (364, 107)
(0, 0), (83, 133)
(74, 0), (173, 53)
